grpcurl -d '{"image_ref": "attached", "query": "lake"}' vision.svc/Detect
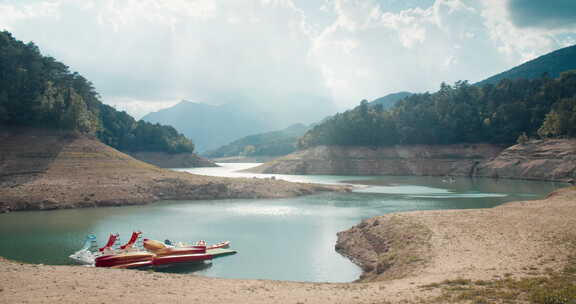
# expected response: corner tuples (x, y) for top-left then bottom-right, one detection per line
(0, 163), (566, 282)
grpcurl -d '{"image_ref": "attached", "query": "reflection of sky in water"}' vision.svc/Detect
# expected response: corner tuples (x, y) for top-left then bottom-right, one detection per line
(0, 163), (567, 282)
(354, 185), (452, 194)
(177, 163), (370, 185)
(227, 205), (311, 216)
(411, 193), (508, 198)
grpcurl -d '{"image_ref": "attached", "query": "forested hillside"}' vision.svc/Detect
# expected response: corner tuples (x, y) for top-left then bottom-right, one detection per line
(0, 31), (194, 154)
(299, 72), (576, 148)
(369, 92), (412, 109)
(478, 44), (576, 85)
(204, 124), (308, 158)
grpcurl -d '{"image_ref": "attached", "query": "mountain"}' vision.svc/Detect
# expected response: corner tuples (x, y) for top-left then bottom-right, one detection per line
(0, 31), (194, 155)
(143, 96), (334, 153)
(204, 123), (309, 158)
(142, 101), (271, 153)
(478, 44), (576, 85)
(299, 71), (576, 148)
(370, 92), (412, 109)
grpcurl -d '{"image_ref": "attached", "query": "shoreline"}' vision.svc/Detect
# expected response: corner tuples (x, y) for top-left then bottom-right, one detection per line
(247, 140), (576, 183)
(1, 186), (575, 303)
(0, 130), (349, 213)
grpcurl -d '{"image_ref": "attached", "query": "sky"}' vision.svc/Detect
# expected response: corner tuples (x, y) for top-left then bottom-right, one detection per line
(1, 0), (575, 119)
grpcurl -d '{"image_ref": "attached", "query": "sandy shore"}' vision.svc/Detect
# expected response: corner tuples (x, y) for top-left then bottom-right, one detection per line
(1, 187), (575, 303)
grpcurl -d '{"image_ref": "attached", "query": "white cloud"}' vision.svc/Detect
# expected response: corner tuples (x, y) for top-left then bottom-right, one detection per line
(0, 0), (574, 117)
(106, 97), (181, 120)
(0, 0), (331, 117)
(309, 0), (575, 109)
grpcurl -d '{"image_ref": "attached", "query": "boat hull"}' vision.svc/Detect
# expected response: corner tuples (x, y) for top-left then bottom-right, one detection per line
(95, 252), (155, 268)
(155, 247), (206, 256)
(152, 253), (212, 266)
(109, 260), (153, 269)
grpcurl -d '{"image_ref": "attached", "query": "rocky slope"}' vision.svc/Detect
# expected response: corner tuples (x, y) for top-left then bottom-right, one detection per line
(128, 151), (217, 168)
(248, 139), (576, 182)
(475, 139), (576, 183)
(248, 144), (504, 176)
(0, 129), (347, 213)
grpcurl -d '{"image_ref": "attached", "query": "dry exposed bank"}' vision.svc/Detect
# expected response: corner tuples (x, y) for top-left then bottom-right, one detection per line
(0, 129), (347, 213)
(248, 140), (576, 182)
(248, 144), (504, 176)
(475, 139), (576, 182)
(1, 186), (575, 303)
(129, 151), (218, 168)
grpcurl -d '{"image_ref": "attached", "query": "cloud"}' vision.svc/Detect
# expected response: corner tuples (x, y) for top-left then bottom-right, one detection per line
(507, 0), (576, 30)
(0, 0), (574, 117)
(310, 0), (510, 107)
(0, 0), (332, 116)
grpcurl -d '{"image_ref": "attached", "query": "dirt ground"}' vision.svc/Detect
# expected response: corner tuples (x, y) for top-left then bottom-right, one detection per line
(2, 187), (575, 304)
(0, 130), (347, 212)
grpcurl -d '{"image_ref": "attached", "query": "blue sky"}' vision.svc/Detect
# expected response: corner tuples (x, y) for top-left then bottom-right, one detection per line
(1, 0), (575, 119)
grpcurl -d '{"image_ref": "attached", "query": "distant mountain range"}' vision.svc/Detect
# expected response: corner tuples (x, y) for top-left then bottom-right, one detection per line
(142, 96), (334, 153)
(148, 43), (576, 156)
(296, 44), (576, 149)
(364, 45), (576, 112)
(203, 123), (309, 158)
(477, 44), (576, 85)
(201, 93), (412, 159)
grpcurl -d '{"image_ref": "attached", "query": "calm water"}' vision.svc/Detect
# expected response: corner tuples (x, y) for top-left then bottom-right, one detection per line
(0, 163), (566, 282)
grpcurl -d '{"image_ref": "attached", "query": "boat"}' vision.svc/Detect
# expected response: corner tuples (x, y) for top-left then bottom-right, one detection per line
(99, 233), (120, 253)
(143, 238), (214, 266)
(69, 234), (98, 265)
(120, 231), (142, 250)
(69, 232), (234, 269)
(109, 260), (154, 269)
(207, 241), (230, 250)
(192, 240), (231, 250)
(95, 251), (155, 268)
(152, 253), (213, 266)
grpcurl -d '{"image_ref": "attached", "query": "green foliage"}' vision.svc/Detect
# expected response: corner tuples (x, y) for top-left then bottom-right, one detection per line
(300, 72), (576, 148)
(204, 124), (309, 158)
(0, 31), (194, 154)
(478, 44), (576, 86)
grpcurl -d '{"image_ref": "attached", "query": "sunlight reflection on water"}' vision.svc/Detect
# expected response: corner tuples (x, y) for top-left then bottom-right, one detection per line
(0, 163), (566, 282)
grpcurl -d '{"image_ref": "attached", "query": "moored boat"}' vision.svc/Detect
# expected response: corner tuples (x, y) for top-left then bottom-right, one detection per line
(95, 251), (155, 268)
(70, 232), (234, 269)
(206, 241), (230, 250)
(155, 247), (206, 256)
(109, 260), (154, 269)
(152, 253), (213, 266)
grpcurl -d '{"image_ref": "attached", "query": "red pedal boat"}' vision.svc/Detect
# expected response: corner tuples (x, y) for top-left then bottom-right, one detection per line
(95, 251), (155, 267)
(152, 253), (213, 266)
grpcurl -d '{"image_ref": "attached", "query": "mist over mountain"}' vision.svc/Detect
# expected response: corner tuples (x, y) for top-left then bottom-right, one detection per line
(204, 123), (309, 158)
(142, 96), (334, 153)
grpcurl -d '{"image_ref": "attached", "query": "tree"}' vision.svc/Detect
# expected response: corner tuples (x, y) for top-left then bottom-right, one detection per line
(0, 30), (195, 154)
(538, 111), (561, 138)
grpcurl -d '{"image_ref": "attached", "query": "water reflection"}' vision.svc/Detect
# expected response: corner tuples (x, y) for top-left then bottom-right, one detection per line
(0, 164), (567, 282)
